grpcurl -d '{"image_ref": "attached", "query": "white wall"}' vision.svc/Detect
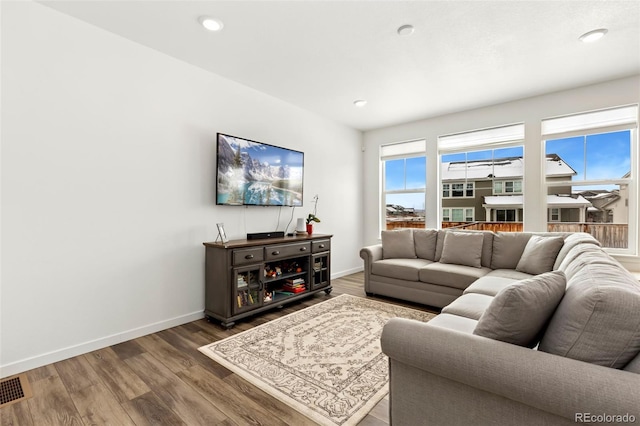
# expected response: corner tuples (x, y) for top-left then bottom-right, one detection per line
(0, 1), (363, 376)
(363, 76), (640, 266)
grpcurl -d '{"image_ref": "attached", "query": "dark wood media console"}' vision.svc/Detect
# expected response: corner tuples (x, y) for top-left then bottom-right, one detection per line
(203, 234), (332, 328)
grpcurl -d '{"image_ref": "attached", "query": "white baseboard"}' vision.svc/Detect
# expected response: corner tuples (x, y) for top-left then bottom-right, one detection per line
(0, 310), (205, 378)
(1, 268), (365, 378)
(332, 266), (364, 279)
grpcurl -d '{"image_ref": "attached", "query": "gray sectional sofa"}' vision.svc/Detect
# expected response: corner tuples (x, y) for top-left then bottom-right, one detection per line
(360, 229), (640, 425)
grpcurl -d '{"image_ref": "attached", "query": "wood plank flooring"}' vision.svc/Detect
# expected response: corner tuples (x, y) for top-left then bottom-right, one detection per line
(0, 272), (438, 426)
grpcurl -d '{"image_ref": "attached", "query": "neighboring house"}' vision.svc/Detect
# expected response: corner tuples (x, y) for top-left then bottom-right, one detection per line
(580, 190), (620, 222)
(441, 154), (593, 223)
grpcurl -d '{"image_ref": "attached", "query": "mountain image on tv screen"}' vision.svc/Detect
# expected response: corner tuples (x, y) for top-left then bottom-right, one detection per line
(216, 134), (304, 206)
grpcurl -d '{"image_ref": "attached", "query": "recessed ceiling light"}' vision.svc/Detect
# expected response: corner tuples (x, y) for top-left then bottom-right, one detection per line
(353, 100), (367, 107)
(579, 28), (607, 43)
(397, 25), (415, 36)
(199, 16), (224, 32)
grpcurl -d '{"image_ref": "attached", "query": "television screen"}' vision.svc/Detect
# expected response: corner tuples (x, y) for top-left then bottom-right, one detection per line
(216, 133), (304, 206)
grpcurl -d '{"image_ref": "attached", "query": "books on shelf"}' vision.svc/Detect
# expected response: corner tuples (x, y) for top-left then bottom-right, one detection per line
(237, 290), (255, 307)
(282, 278), (306, 293)
(237, 276), (248, 288)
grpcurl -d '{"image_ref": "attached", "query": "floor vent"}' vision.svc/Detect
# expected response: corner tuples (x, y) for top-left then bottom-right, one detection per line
(0, 374), (33, 408)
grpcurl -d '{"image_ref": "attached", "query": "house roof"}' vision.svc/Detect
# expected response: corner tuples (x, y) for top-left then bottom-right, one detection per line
(483, 194), (591, 208)
(442, 154), (575, 181)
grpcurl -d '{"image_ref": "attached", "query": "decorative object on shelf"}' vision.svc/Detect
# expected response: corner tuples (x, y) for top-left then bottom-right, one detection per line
(216, 223), (229, 243)
(306, 194), (320, 235)
(295, 218), (307, 235)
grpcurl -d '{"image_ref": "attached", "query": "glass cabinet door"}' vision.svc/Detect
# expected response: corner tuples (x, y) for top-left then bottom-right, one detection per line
(233, 265), (262, 314)
(311, 253), (330, 290)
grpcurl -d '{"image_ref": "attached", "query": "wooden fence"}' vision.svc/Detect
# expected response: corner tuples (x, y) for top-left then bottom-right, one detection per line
(386, 220), (628, 248)
(547, 223), (628, 249)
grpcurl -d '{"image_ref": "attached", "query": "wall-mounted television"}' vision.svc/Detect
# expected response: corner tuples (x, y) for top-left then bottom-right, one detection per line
(216, 133), (304, 206)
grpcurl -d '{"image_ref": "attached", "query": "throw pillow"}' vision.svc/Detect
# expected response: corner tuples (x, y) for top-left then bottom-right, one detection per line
(516, 235), (564, 275)
(473, 271), (566, 348)
(439, 232), (484, 268)
(381, 229), (416, 259)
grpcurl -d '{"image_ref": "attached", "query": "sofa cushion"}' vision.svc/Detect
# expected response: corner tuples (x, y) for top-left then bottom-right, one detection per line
(434, 230), (494, 266)
(439, 231), (484, 268)
(485, 269), (534, 281)
(371, 258), (432, 281)
(539, 263), (640, 368)
(441, 293), (494, 320)
(426, 313), (478, 334)
(559, 244), (619, 282)
(515, 235), (564, 275)
(463, 276), (518, 297)
(419, 262), (491, 290)
(381, 229), (416, 259)
(624, 353), (640, 374)
(434, 230), (446, 261)
(414, 229), (438, 260)
(491, 232), (532, 269)
(553, 232), (600, 270)
(473, 271), (566, 348)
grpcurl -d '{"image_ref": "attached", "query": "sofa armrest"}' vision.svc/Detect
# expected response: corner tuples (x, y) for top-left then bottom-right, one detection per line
(360, 245), (383, 293)
(360, 244), (383, 266)
(382, 318), (640, 420)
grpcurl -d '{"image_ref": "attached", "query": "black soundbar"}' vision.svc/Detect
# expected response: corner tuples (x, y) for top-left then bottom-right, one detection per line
(247, 231), (285, 240)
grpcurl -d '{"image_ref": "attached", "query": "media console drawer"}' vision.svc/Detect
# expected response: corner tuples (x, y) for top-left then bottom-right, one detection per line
(312, 239), (331, 253)
(266, 242), (311, 260)
(233, 248), (264, 266)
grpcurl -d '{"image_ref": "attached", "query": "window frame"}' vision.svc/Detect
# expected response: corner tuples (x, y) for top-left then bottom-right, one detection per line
(495, 209), (517, 222)
(442, 207), (475, 222)
(380, 140), (427, 232)
(442, 181), (475, 198)
(493, 179), (523, 195)
(542, 105), (638, 255)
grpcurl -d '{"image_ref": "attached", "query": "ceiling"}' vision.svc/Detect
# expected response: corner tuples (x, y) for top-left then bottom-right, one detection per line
(40, 1), (640, 131)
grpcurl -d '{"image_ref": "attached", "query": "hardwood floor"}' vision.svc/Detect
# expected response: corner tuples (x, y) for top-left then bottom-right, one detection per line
(0, 272), (438, 426)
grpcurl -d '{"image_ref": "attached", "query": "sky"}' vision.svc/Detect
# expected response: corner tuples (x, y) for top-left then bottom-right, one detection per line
(384, 130), (631, 211)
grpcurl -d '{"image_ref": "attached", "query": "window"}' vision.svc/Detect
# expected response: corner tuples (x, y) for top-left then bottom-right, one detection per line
(496, 209), (517, 221)
(543, 105), (637, 253)
(438, 123), (525, 230)
(442, 208), (474, 222)
(381, 140), (427, 231)
(443, 182), (474, 198)
(494, 180), (522, 194)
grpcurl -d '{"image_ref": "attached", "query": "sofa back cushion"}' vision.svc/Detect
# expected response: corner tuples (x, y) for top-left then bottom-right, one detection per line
(414, 229), (438, 261)
(439, 232), (484, 268)
(491, 232), (532, 269)
(539, 263), (640, 368)
(515, 235), (564, 275)
(473, 271), (566, 348)
(553, 232), (600, 270)
(624, 352), (640, 374)
(381, 229), (416, 259)
(560, 244), (620, 283)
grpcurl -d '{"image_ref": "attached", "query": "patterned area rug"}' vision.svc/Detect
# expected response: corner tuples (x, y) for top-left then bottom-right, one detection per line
(199, 294), (435, 426)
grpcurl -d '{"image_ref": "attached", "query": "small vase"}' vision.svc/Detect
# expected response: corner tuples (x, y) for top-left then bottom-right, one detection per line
(306, 223), (313, 235)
